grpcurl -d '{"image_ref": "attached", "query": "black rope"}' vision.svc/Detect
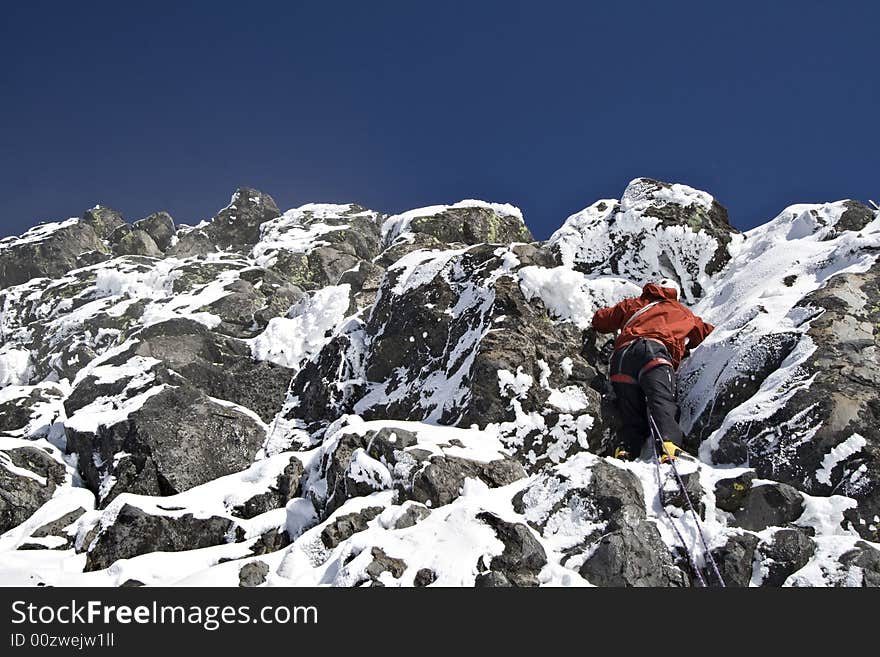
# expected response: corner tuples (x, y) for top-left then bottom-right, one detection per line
(647, 409), (726, 588)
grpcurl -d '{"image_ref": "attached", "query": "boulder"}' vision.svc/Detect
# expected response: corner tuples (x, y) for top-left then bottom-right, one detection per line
(0, 447), (67, 533)
(548, 178), (736, 302)
(81, 206), (126, 240)
(710, 532), (759, 587)
(403, 205), (533, 245)
(232, 456), (304, 519)
(207, 187), (281, 249)
(579, 520), (689, 587)
(731, 483), (804, 531)
(475, 512), (547, 587)
(0, 219), (109, 289)
(320, 506), (384, 549)
(756, 528), (815, 586)
(84, 504), (234, 571)
(66, 383), (266, 504)
(838, 541), (880, 587)
(133, 212), (175, 251)
(238, 560), (270, 587)
(113, 229), (162, 257)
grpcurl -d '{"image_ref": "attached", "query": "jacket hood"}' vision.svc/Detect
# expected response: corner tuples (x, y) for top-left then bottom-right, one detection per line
(642, 282), (679, 300)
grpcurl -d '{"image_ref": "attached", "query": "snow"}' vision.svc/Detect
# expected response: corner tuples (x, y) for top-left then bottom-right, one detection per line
(816, 434), (868, 486)
(249, 284), (351, 370)
(65, 384), (168, 434)
(0, 346), (32, 386)
(497, 367), (533, 399)
(517, 266), (640, 329)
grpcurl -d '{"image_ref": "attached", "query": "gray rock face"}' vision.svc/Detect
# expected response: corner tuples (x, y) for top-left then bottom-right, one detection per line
(84, 504), (234, 571)
(579, 520), (689, 587)
(0, 219), (109, 289)
(232, 456), (304, 519)
(318, 426), (525, 516)
(320, 506), (384, 548)
(838, 541), (880, 587)
(708, 266), (880, 540)
(404, 205), (533, 246)
(238, 560), (270, 587)
(364, 547), (406, 585)
(731, 483), (804, 532)
(548, 177), (737, 302)
(0, 447), (67, 533)
(66, 383), (266, 504)
(757, 528), (815, 586)
(113, 229), (162, 257)
(475, 512), (547, 587)
(81, 206), (126, 240)
(710, 532), (759, 587)
(133, 212), (175, 251)
(291, 243), (599, 468)
(714, 471), (756, 513)
(207, 187), (281, 249)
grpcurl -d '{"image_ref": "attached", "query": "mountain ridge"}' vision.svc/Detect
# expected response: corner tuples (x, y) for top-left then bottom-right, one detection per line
(1, 177), (878, 587)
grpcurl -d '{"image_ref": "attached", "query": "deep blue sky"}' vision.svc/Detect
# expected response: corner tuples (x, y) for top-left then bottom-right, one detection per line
(1, 1), (877, 240)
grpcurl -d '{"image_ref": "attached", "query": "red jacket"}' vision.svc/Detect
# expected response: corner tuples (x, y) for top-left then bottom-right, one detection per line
(591, 283), (714, 368)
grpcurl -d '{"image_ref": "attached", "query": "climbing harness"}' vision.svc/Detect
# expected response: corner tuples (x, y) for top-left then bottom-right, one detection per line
(647, 409), (726, 588)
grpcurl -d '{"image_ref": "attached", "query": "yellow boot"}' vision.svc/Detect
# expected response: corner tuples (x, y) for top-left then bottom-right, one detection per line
(659, 441), (683, 463)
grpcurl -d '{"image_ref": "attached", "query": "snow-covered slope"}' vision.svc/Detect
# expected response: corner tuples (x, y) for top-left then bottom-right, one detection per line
(1, 179), (878, 588)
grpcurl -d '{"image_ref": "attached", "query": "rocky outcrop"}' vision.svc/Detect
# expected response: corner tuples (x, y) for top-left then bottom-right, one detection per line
(0, 447), (67, 533)
(0, 219), (109, 289)
(133, 212), (175, 251)
(84, 504), (234, 571)
(66, 383), (266, 504)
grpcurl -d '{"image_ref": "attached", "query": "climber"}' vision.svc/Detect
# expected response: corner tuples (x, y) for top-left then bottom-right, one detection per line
(591, 278), (713, 463)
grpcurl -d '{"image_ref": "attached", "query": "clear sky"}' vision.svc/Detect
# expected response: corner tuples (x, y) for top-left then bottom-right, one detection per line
(1, 1), (877, 240)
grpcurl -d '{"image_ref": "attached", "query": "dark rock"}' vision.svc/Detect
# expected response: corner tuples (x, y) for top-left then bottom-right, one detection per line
(579, 520), (689, 587)
(403, 205), (533, 245)
(0, 219), (109, 289)
(238, 560), (270, 587)
(81, 206), (126, 240)
(757, 528), (815, 586)
(365, 427), (419, 465)
(167, 227), (215, 258)
(320, 506), (384, 548)
(474, 571), (512, 587)
(113, 229), (162, 257)
(66, 383), (266, 504)
(0, 447), (67, 534)
(232, 456), (304, 519)
(476, 512), (547, 587)
(248, 528), (292, 556)
(732, 483), (804, 531)
(704, 267), (880, 540)
(25, 508), (87, 549)
(413, 568), (436, 587)
(839, 541), (880, 587)
(714, 471), (756, 513)
(207, 187), (281, 249)
(661, 471), (705, 519)
(84, 504), (235, 571)
(133, 212), (175, 251)
(393, 504), (431, 529)
(407, 455), (525, 508)
(119, 579), (145, 587)
(364, 547), (406, 584)
(710, 532), (759, 587)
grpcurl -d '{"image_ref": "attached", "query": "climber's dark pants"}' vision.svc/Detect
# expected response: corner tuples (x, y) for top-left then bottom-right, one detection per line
(610, 338), (684, 455)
